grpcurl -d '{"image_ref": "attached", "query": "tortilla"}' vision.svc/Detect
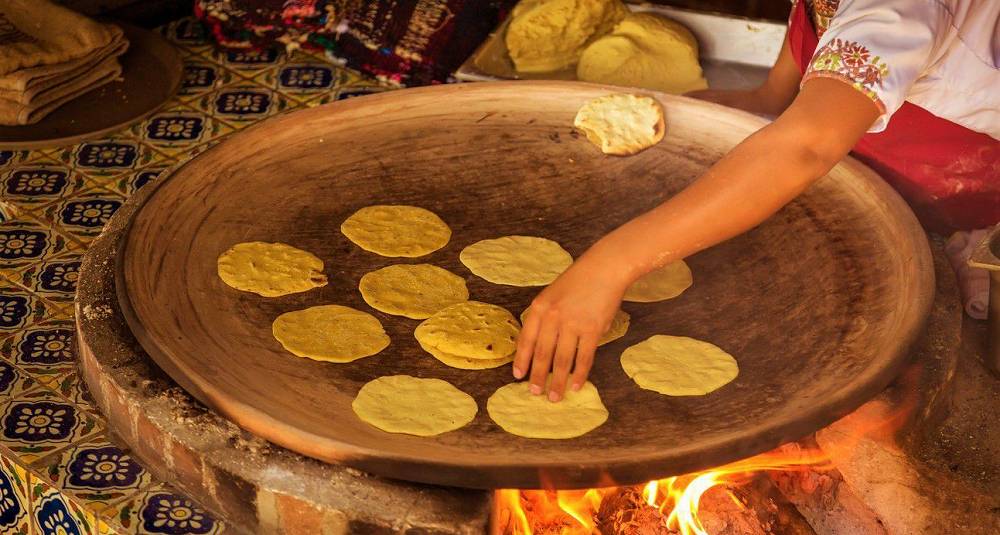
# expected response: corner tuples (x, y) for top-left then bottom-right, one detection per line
(460, 235), (573, 287)
(414, 301), (520, 360)
(341, 205), (451, 257)
(620, 335), (738, 396)
(272, 305), (390, 363)
(573, 93), (664, 155)
(487, 379), (608, 439)
(217, 241), (327, 297)
(352, 375), (477, 436)
(520, 308), (630, 346)
(623, 261), (692, 302)
(359, 264), (469, 319)
(419, 341), (514, 370)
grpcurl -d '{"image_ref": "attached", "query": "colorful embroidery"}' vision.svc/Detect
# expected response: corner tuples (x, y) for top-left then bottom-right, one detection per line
(806, 38), (888, 112)
(789, 0), (839, 37)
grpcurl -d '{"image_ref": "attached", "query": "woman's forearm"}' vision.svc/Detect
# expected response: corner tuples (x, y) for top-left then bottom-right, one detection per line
(584, 78), (881, 286)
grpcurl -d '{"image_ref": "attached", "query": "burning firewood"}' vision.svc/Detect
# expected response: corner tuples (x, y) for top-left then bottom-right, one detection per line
(595, 487), (675, 535)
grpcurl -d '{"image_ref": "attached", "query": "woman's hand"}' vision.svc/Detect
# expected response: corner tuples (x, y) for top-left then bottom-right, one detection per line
(513, 251), (631, 402)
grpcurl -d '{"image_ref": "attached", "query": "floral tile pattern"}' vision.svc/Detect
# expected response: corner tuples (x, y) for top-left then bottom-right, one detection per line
(108, 486), (226, 535)
(1, 15), (385, 534)
(7, 251), (83, 312)
(33, 435), (152, 514)
(1, 161), (98, 213)
(0, 361), (40, 400)
(0, 454), (32, 535)
(32, 476), (104, 535)
(31, 189), (126, 247)
(1, 318), (77, 385)
(0, 281), (64, 337)
(0, 216), (78, 273)
(131, 106), (234, 158)
(0, 387), (102, 464)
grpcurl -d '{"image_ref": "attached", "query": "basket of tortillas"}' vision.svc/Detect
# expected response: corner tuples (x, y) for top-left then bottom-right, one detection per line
(459, 0), (709, 95)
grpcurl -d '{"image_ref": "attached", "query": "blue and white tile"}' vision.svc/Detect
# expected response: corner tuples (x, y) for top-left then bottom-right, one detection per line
(102, 164), (171, 199)
(7, 251), (83, 311)
(108, 486), (225, 535)
(32, 434), (152, 514)
(0, 215), (77, 272)
(0, 387), (102, 464)
(1, 319), (77, 384)
(0, 281), (64, 337)
(32, 188), (125, 246)
(32, 477), (104, 535)
(176, 62), (235, 102)
(0, 453), (32, 535)
(204, 47), (282, 79)
(190, 84), (295, 126)
(158, 17), (213, 58)
(131, 106), (233, 158)
(1, 161), (97, 212)
(47, 139), (158, 182)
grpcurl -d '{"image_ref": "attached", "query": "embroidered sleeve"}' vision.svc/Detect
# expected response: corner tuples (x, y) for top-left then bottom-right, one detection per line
(802, 0), (945, 132)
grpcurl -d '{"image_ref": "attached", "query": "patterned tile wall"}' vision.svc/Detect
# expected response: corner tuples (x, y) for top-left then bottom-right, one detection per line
(0, 16), (391, 535)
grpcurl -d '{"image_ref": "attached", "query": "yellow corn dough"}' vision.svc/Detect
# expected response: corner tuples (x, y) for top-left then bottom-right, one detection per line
(341, 205), (451, 258)
(573, 93), (665, 155)
(520, 308), (630, 346)
(272, 305), (390, 363)
(623, 260), (692, 302)
(352, 375), (478, 436)
(216, 241), (327, 297)
(620, 335), (738, 396)
(577, 13), (708, 94)
(505, 0), (628, 72)
(487, 379), (608, 439)
(460, 235), (573, 287)
(359, 264), (469, 319)
(415, 301), (520, 360)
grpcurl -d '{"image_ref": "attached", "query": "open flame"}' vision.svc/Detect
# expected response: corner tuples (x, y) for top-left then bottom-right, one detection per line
(494, 446), (832, 535)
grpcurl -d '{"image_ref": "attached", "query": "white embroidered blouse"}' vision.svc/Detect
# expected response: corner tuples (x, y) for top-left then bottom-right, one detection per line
(796, 0), (999, 139)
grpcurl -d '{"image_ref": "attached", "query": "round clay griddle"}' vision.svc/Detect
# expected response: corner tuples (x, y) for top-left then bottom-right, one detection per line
(116, 81), (934, 489)
(0, 23), (181, 150)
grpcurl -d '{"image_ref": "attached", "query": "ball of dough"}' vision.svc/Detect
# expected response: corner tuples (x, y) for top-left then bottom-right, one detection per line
(577, 13), (708, 94)
(506, 0), (628, 73)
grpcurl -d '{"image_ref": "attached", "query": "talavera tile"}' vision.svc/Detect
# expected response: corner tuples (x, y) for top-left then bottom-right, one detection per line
(106, 485), (227, 535)
(0, 453), (33, 535)
(0, 387), (102, 464)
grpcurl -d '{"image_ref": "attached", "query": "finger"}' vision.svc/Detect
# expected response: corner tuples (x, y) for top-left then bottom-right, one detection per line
(570, 332), (600, 392)
(547, 329), (579, 402)
(528, 321), (558, 395)
(513, 307), (542, 379)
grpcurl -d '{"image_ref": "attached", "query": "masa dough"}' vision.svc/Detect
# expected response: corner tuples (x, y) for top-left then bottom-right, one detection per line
(419, 341), (514, 370)
(272, 305), (390, 363)
(460, 235), (573, 286)
(415, 301), (521, 360)
(620, 335), (738, 396)
(521, 308), (630, 346)
(341, 205), (451, 258)
(623, 260), (692, 302)
(577, 13), (708, 94)
(487, 379), (609, 439)
(573, 93), (664, 155)
(359, 264), (469, 319)
(506, 0), (628, 73)
(217, 242), (327, 297)
(352, 375), (477, 436)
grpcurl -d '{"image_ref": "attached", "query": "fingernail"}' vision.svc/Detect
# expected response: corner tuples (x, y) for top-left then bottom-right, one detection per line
(529, 384), (542, 395)
(548, 391), (561, 402)
(512, 366), (523, 379)
(571, 382), (582, 391)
